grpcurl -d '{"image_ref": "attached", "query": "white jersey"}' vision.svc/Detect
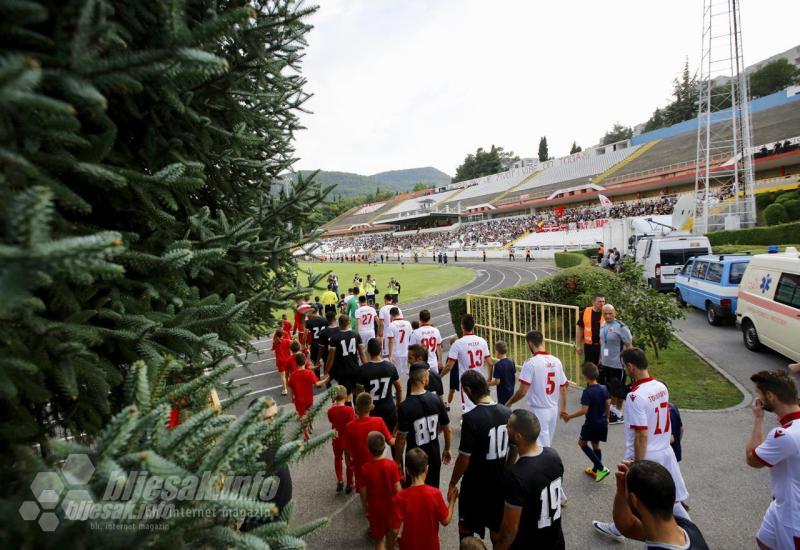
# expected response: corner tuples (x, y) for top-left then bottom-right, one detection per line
(388, 318), (413, 359)
(410, 324), (442, 373)
(753, 411), (800, 530)
(447, 333), (491, 412)
(518, 352), (568, 410)
(624, 377), (673, 457)
(355, 305), (377, 340)
(379, 305), (400, 355)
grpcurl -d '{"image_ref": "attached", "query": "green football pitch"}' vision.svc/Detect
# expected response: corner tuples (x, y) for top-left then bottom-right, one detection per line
(296, 262), (475, 304)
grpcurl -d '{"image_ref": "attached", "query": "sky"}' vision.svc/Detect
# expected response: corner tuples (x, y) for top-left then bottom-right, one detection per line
(292, 0), (800, 177)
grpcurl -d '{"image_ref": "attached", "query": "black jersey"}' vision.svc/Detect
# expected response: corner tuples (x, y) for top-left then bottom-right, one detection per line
(504, 447), (565, 550)
(405, 368), (444, 397)
(305, 316), (327, 345)
(398, 391), (449, 487)
(327, 329), (361, 379)
(646, 517), (709, 550)
(319, 325), (338, 350)
(458, 402), (512, 535)
(357, 360), (399, 416)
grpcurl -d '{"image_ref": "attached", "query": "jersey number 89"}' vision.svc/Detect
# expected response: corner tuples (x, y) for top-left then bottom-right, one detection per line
(413, 415), (438, 445)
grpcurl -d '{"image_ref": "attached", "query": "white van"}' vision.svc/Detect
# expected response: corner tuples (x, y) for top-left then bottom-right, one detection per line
(737, 246), (800, 362)
(635, 234), (712, 291)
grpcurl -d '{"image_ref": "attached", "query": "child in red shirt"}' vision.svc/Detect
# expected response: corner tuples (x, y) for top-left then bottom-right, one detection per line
(287, 352), (328, 440)
(388, 448), (457, 550)
(280, 313), (292, 335)
(327, 385), (356, 493)
(346, 392), (395, 513)
(273, 329), (293, 396)
(361, 432), (401, 549)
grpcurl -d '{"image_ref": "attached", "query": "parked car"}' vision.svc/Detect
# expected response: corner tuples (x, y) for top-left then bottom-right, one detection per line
(635, 234), (712, 291)
(675, 254), (751, 325)
(736, 246), (800, 361)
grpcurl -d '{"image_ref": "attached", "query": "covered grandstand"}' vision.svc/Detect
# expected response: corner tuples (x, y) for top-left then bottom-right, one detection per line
(319, 87), (800, 254)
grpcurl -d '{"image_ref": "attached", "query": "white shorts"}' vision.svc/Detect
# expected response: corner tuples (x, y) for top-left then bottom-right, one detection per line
(531, 407), (558, 448)
(393, 355), (408, 375)
(758, 500), (800, 550)
(381, 337), (391, 357)
(359, 330), (376, 345)
(641, 446), (689, 503)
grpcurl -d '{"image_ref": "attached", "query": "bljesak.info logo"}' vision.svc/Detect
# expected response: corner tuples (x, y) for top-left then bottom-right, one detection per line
(19, 454), (281, 531)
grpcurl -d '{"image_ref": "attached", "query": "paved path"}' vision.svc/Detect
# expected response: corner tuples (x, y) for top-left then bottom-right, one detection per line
(231, 265), (795, 549)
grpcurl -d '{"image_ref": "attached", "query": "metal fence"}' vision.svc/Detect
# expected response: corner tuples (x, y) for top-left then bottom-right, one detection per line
(466, 294), (581, 383)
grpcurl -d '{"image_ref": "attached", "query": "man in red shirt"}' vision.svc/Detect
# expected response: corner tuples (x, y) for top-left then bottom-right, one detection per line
(346, 392), (395, 512)
(361, 432), (402, 549)
(328, 385), (356, 493)
(388, 448), (458, 550)
(287, 353), (328, 440)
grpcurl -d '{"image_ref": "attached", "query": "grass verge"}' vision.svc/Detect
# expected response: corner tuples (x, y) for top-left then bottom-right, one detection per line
(712, 244), (800, 255)
(649, 339), (743, 410)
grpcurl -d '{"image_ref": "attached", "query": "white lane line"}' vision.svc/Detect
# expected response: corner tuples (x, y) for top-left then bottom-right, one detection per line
(232, 369), (277, 382)
(220, 384), (283, 403)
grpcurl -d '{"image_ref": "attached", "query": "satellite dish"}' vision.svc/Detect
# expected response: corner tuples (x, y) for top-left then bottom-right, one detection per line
(671, 195), (695, 232)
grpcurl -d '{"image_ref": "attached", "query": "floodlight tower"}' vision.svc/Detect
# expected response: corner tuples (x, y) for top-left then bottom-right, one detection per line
(693, 0), (755, 234)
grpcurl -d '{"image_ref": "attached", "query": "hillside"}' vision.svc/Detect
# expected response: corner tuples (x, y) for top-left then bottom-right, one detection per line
(285, 166), (451, 197)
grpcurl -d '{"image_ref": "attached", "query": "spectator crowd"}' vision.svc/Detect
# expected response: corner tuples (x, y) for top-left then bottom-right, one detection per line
(320, 195), (679, 254)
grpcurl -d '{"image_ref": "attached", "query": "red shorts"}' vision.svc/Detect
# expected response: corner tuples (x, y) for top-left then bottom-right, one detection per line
(295, 401), (311, 417)
(368, 506), (391, 540)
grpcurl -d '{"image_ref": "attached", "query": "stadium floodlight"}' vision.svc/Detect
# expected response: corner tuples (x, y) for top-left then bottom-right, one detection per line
(693, 0), (756, 235)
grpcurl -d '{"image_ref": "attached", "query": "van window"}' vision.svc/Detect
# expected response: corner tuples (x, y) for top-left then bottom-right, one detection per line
(691, 261), (710, 279)
(775, 273), (800, 309)
(660, 248), (709, 266)
(729, 262), (748, 285)
(706, 262), (723, 283)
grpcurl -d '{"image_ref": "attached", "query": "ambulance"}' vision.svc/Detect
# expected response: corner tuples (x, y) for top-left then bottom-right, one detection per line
(736, 246), (800, 361)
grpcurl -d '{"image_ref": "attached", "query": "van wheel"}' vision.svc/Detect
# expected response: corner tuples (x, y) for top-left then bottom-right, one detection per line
(742, 320), (762, 352)
(675, 289), (686, 307)
(706, 302), (721, 326)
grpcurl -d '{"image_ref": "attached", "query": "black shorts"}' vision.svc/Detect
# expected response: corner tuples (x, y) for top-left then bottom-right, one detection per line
(334, 370), (357, 394)
(310, 343), (321, 364)
(580, 423), (608, 443)
(583, 344), (601, 366)
(424, 455), (441, 489)
(449, 367), (460, 391)
(459, 479), (504, 537)
(600, 366), (628, 399)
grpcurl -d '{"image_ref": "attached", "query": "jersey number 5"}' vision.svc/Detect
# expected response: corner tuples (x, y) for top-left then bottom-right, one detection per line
(545, 371), (556, 395)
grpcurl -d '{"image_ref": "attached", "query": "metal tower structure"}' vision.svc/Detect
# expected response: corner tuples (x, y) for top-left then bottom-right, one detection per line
(693, 0), (755, 235)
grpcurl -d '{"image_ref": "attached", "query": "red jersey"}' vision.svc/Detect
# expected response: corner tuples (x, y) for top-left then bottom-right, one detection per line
(288, 368), (318, 409)
(390, 484), (449, 550)
(328, 405), (356, 442)
(275, 336), (294, 373)
(281, 319), (292, 334)
(362, 458), (401, 539)
(345, 416), (392, 471)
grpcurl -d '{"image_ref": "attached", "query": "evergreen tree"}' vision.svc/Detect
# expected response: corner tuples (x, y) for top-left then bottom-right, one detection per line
(538, 137), (549, 162)
(452, 145), (514, 182)
(569, 141), (582, 154)
(600, 123), (633, 145)
(749, 59), (800, 98)
(1, 0), (329, 545)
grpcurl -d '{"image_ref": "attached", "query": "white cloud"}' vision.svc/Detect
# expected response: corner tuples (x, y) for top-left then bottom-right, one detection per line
(293, 0), (800, 175)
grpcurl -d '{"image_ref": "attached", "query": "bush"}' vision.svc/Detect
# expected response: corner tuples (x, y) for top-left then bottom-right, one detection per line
(784, 199), (800, 221)
(708, 221), (800, 245)
(447, 262), (683, 358)
(764, 203), (790, 225)
(774, 190), (800, 204)
(756, 191), (777, 210)
(554, 252), (591, 268)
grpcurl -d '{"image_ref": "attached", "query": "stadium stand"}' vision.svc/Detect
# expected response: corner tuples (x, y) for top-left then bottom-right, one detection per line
(318, 88), (800, 253)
